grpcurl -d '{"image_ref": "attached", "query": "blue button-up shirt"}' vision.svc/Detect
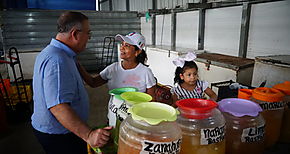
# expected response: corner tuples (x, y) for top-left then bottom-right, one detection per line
(31, 38), (89, 134)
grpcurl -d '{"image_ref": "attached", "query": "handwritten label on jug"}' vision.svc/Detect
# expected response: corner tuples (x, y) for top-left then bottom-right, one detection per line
(140, 139), (182, 154)
(241, 124), (265, 143)
(109, 100), (118, 114)
(259, 102), (284, 110)
(116, 103), (130, 121)
(200, 125), (225, 145)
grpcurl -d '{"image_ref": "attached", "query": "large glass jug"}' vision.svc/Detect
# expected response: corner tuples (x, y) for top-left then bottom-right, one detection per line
(218, 98), (265, 154)
(108, 87), (138, 127)
(176, 98), (226, 154)
(118, 102), (182, 154)
(251, 87), (285, 148)
(114, 92), (152, 150)
(273, 81), (290, 143)
(107, 87), (138, 153)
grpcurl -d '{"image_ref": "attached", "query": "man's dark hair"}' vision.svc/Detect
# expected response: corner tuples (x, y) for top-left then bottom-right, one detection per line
(57, 11), (88, 33)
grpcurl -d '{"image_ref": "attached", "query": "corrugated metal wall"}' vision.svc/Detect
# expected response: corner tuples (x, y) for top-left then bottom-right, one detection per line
(140, 0), (290, 58)
(247, 1), (290, 58)
(204, 6), (242, 56)
(103, 0), (199, 12)
(0, 9), (141, 72)
(156, 0), (198, 9)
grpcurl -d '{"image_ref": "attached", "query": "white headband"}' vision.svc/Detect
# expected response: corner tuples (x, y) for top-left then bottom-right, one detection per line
(172, 52), (197, 68)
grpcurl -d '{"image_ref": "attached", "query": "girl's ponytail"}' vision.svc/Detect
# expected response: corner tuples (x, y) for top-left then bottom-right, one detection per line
(174, 67), (183, 84)
(134, 46), (148, 67)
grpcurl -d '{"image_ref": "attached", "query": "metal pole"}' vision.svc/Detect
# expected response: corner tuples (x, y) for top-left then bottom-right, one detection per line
(152, 0), (157, 45)
(152, 15), (156, 45)
(198, 0), (206, 50)
(97, 0), (101, 11)
(198, 8), (205, 50)
(239, 2), (251, 58)
(171, 11), (176, 50)
(109, 0), (113, 11)
(126, 0), (130, 11)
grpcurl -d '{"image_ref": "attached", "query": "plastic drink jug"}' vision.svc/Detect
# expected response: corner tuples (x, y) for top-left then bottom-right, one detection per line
(114, 92), (152, 150)
(118, 102), (182, 154)
(176, 98), (226, 154)
(107, 87), (138, 153)
(273, 81), (290, 143)
(108, 87), (138, 127)
(251, 87), (285, 148)
(117, 91), (152, 121)
(218, 98), (265, 154)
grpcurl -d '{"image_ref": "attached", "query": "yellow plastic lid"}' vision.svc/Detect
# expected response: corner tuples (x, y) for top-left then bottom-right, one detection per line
(128, 102), (179, 125)
(120, 91), (152, 105)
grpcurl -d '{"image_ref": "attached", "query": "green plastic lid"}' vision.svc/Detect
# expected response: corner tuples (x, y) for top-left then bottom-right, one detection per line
(120, 91), (152, 105)
(128, 102), (179, 125)
(109, 87), (138, 100)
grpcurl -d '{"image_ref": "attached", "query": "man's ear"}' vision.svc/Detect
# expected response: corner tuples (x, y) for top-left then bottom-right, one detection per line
(71, 29), (79, 41)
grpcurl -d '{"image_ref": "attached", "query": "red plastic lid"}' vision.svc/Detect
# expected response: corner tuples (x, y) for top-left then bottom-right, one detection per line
(176, 98), (218, 119)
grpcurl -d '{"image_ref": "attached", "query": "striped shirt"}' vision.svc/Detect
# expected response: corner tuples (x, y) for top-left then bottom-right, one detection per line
(171, 80), (209, 99)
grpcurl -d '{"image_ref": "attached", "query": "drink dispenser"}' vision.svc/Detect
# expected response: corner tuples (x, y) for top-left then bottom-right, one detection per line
(251, 87), (285, 148)
(218, 98), (265, 154)
(176, 98), (226, 154)
(118, 91), (152, 122)
(108, 87), (138, 127)
(273, 81), (290, 143)
(118, 102), (182, 154)
(106, 87), (138, 153)
(114, 92), (152, 148)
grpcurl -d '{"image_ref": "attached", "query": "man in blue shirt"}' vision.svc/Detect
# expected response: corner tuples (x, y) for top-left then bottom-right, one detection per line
(31, 11), (112, 154)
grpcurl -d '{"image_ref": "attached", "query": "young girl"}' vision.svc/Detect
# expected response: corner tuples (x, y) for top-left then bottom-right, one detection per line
(171, 52), (217, 106)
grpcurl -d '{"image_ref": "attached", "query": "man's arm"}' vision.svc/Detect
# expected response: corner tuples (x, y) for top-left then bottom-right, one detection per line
(50, 103), (112, 148)
(76, 61), (107, 87)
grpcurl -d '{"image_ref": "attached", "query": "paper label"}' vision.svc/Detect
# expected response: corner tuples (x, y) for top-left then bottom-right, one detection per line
(200, 125), (225, 145)
(140, 139), (182, 154)
(241, 124), (265, 143)
(116, 102), (130, 121)
(259, 102), (284, 110)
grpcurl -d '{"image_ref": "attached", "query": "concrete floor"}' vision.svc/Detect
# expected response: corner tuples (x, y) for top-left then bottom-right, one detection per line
(0, 84), (290, 154)
(0, 84), (110, 154)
